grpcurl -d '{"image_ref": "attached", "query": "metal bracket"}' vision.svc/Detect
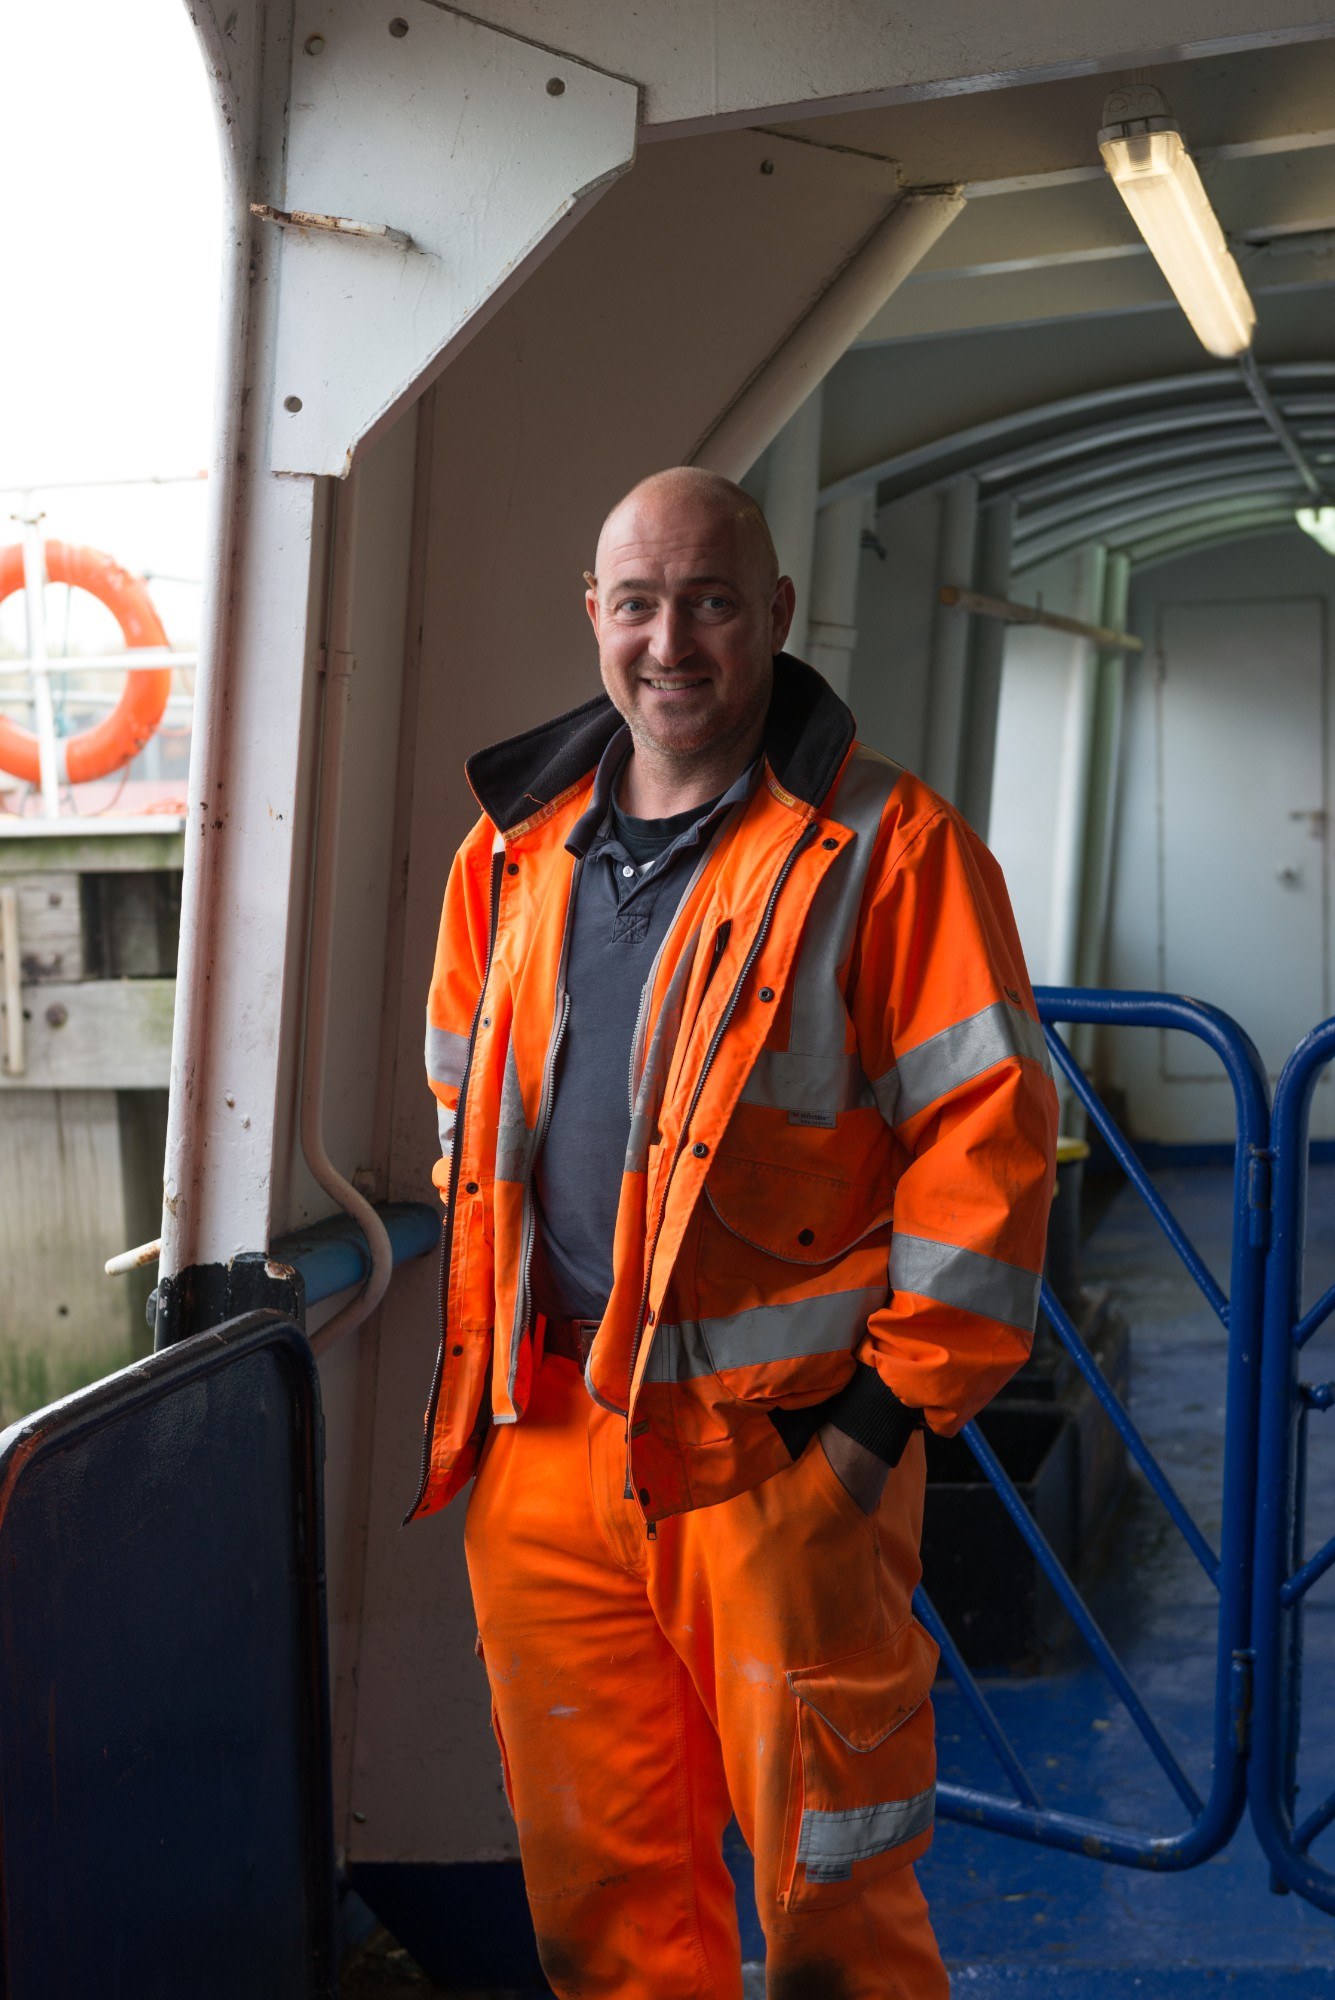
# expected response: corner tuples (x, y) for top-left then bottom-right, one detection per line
(267, 4), (638, 476)
(251, 203), (412, 251)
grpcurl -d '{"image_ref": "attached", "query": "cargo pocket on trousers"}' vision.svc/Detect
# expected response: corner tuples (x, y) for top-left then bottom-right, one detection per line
(475, 1630), (517, 1819)
(780, 1616), (939, 1909)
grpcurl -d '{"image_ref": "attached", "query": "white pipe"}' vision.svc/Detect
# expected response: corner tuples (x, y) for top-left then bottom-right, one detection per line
(19, 521), (62, 817)
(923, 474), (979, 802)
(157, 23), (256, 1301)
(1045, 545), (1109, 989)
(301, 472), (393, 1357)
(807, 492), (872, 699)
(759, 387), (823, 657)
(0, 664), (197, 688)
(693, 190), (964, 481)
(105, 1238), (162, 1277)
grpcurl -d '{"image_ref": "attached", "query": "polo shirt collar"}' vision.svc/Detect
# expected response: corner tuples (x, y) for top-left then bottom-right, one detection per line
(565, 725), (759, 859)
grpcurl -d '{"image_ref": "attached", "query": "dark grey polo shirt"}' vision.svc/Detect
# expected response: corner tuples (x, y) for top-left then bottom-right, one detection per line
(531, 730), (754, 1321)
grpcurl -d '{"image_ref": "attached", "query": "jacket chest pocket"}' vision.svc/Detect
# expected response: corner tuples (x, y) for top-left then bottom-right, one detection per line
(780, 1617), (938, 1909)
(703, 1150), (892, 1269)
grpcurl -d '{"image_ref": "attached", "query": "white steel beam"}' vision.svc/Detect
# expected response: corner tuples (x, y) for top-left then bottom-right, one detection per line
(431, 3), (1335, 134)
(694, 190), (964, 478)
(268, 4), (638, 476)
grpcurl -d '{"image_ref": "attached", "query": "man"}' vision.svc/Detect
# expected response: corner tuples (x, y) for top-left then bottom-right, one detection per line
(418, 467), (1057, 1998)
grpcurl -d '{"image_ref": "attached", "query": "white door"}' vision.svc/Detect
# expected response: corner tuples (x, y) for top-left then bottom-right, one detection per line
(1158, 596), (1328, 1082)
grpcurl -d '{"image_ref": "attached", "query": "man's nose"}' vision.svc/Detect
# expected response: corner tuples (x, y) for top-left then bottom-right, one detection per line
(648, 603), (694, 671)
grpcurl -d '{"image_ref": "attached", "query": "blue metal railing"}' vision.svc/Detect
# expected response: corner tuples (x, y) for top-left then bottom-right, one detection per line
(924, 987), (1270, 1869)
(1249, 1015), (1335, 1914)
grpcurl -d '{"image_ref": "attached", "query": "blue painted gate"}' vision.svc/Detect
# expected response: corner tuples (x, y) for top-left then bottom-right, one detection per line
(921, 988), (1271, 1871)
(924, 985), (1335, 1922)
(1251, 1017), (1335, 1913)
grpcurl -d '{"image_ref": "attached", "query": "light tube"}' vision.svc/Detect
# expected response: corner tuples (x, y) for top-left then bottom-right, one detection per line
(1099, 107), (1256, 358)
(1297, 507), (1335, 557)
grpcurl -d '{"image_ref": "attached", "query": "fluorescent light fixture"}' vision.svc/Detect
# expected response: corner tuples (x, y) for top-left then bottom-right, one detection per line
(1099, 86), (1256, 358)
(1297, 506), (1335, 557)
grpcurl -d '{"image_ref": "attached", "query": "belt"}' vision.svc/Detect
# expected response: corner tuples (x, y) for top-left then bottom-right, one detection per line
(541, 1315), (600, 1368)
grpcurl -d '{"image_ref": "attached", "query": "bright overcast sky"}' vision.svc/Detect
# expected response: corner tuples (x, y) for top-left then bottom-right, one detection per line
(0, 0), (221, 490)
(0, 1), (222, 640)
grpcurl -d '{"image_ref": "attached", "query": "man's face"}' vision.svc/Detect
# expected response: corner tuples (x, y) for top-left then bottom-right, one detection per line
(586, 488), (794, 767)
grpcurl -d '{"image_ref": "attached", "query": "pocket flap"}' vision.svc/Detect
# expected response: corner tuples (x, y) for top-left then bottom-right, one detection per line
(705, 1151), (891, 1265)
(787, 1619), (939, 1752)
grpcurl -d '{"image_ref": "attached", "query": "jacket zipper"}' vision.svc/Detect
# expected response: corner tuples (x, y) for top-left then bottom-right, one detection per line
(624, 804), (745, 1120)
(405, 847), (504, 1521)
(627, 820), (820, 1449)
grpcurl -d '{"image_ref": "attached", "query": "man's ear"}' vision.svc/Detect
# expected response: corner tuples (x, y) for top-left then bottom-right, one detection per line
(771, 575), (797, 653)
(584, 571), (600, 636)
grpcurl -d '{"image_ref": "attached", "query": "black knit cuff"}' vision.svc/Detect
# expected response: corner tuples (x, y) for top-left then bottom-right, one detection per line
(770, 1363), (920, 1468)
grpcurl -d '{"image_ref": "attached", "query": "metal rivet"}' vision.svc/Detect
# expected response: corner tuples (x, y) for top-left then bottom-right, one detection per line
(760, 158), (775, 174)
(638, 1488), (651, 1505)
(822, 836), (838, 849)
(798, 1228), (815, 1246)
(546, 76), (565, 95)
(482, 1016), (491, 1028)
(647, 1308), (656, 1325)
(692, 1141), (709, 1159)
(452, 1344), (463, 1357)
(388, 16), (409, 35)
(224, 1093), (235, 1108)
(304, 32), (325, 54)
(465, 1180), (479, 1194)
(284, 394), (303, 413)
(506, 861), (519, 875)
(45, 1002), (68, 1028)
(758, 986), (774, 1002)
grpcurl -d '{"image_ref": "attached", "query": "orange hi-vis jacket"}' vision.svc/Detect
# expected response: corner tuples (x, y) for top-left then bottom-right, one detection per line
(413, 655), (1058, 1526)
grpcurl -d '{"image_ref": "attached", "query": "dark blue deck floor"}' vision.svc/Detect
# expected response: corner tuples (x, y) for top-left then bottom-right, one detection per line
(736, 1164), (1335, 1994)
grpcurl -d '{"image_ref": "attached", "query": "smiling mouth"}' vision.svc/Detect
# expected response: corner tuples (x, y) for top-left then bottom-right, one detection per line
(643, 676), (709, 691)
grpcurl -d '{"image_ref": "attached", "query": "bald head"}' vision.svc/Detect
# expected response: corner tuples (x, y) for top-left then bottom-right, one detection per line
(584, 465), (795, 814)
(591, 467), (779, 597)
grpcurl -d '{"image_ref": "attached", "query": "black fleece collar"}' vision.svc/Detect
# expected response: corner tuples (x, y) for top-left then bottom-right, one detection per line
(465, 654), (855, 835)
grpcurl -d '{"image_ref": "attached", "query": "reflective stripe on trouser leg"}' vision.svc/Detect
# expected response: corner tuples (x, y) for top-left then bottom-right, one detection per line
(652, 1435), (948, 2000)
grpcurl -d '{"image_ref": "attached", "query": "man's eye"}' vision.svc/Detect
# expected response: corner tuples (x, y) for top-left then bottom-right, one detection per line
(616, 598), (649, 615)
(699, 595), (733, 614)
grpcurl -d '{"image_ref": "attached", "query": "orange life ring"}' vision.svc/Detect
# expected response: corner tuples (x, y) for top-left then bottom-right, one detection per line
(0, 540), (173, 786)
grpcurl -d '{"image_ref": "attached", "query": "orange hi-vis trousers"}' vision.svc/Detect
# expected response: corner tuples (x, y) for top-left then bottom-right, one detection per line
(464, 1352), (950, 1999)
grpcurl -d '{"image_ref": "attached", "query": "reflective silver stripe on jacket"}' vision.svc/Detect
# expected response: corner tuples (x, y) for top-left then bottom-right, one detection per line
(425, 1021), (470, 1089)
(625, 923), (703, 1174)
(740, 748), (899, 1124)
(437, 1101), (456, 1158)
(870, 1000), (1051, 1128)
(890, 1231), (1040, 1332)
(495, 1040), (535, 1184)
(796, 1787), (935, 1883)
(643, 1283), (886, 1383)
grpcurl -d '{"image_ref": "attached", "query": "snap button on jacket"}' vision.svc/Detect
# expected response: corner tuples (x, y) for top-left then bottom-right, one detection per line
(413, 656), (1058, 1526)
